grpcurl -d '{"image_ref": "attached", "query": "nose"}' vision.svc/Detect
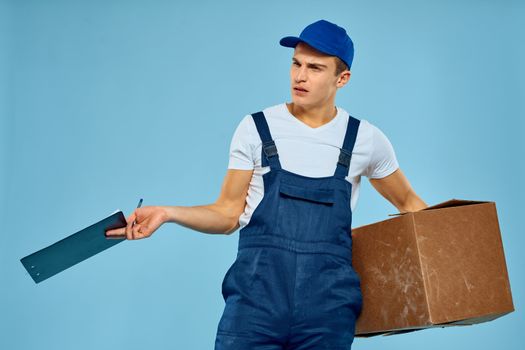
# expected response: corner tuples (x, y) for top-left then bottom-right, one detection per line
(294, 66), (307, 83)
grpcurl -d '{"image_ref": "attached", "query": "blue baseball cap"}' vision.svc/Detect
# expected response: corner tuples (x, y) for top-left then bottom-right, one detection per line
(279, 19), (354, 69)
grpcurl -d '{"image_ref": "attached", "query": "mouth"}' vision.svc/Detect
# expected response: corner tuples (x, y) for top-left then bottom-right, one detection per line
(293, 86), (309, 93)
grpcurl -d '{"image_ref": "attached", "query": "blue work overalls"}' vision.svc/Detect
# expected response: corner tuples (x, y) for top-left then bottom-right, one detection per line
(215, 111), (363, 349)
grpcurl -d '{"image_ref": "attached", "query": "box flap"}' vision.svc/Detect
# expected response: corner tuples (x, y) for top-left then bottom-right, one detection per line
(389, 199), (491, 216)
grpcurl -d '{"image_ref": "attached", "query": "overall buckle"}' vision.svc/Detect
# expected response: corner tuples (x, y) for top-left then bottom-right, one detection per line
(263, 141), (278, 158)
(338, 148), (352, 167)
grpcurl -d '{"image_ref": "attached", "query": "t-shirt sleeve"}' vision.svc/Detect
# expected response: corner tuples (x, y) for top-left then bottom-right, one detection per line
(227, 115), (256, 170)
(365, 124), (400, 179)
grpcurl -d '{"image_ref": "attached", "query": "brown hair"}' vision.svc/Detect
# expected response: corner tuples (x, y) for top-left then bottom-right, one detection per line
(334, 57), (349, 76)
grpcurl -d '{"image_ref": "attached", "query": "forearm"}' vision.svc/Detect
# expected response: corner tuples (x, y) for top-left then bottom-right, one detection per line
(397, 191), (427, 213)
(163, 203), (240, 235)
(370, 169), (428, 213)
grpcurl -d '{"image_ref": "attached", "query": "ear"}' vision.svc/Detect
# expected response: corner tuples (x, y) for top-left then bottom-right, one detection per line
(336, 70), (351, 88)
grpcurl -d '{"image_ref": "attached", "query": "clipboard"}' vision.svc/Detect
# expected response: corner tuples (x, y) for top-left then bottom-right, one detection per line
(20, 210), (127, 284)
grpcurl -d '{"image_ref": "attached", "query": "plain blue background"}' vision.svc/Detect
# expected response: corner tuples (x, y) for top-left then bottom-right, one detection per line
(1, 0), (523, 349)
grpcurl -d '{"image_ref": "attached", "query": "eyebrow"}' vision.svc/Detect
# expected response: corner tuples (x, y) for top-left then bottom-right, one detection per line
(292, 57), (328, 69)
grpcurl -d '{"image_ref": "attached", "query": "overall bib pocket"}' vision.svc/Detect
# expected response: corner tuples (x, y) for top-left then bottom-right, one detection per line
(277, 182), (336, 238)
(278, 182), (335, 204)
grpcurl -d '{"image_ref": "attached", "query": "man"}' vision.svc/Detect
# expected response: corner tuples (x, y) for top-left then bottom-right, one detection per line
(106, 19), (426, 349)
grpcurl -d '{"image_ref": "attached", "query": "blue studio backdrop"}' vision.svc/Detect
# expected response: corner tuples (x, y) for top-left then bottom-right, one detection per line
(1, 0), (523, 349)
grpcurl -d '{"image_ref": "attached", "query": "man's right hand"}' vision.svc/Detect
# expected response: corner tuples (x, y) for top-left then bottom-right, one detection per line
(105, 206), (168, 240)
(104, 168), (253, 239)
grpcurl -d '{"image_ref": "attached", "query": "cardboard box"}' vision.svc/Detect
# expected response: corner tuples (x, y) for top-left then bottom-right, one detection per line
(351, 199), (514, 337)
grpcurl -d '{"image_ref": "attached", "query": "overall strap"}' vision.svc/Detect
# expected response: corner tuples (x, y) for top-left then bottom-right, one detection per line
(251, 111), (282, 170)
(334, 115), (361, 178)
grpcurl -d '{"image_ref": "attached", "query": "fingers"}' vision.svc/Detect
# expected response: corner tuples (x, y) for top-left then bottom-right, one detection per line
(105, 208), (156, 240)
(126, 212), (137, 224)
(105, 227), (126, 239)
(128, 211), (150, 240)
(105, 211), (137, 240)
(125, 211), (138, 240)
(132, 223), (148, 240)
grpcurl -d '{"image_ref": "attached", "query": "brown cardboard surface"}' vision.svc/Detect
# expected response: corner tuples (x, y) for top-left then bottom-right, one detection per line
(351, 214), (431, 332)
(421, 199), (487, 211)
(389, 198), (488, 216)
(351, 199), (514, 336)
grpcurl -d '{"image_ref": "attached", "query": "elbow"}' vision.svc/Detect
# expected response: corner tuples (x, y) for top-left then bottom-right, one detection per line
(223, 219), (240, 235)
(220, 208), (241, 235)
(211, 201), (244, 235)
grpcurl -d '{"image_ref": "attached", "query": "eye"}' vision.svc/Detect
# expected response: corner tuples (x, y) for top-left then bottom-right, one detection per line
(293, 61), (300, 66)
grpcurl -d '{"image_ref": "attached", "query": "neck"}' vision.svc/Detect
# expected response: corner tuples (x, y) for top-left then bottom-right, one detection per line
(286, 102), (337, 128)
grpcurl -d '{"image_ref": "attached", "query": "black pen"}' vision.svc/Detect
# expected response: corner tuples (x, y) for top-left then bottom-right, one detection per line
(131, 198), (143, 228)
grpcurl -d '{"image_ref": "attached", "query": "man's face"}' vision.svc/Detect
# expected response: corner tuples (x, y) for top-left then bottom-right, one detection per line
(289, 42), (349, 109)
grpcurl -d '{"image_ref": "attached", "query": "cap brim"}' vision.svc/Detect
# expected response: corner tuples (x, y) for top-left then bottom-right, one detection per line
(279, 36), (335, 57)
(279, 36), (301, 48)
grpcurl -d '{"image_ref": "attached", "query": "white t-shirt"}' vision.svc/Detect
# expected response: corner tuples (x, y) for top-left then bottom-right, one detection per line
(228, 103), (399, 229)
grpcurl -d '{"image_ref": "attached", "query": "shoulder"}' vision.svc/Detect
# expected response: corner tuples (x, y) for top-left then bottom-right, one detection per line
(357, 118), (375, 139)
(262, 102), (286, 116)
(238, 102), (289, 137)
(231, 103), (285, 145)
(351, 118), (398, 179)
(341, 111), (390, 147)
(238, 103), (286, 127)
(261, 103), (290, 126)
(334, 106), (372, 133)
(336, 107), (376, 144)
(236, 113), (256, 132)
(363, 120), (394, 149)
(354, 118), (396, 158)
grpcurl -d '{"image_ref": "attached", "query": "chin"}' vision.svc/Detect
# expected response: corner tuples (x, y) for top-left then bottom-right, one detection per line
(291, 95), (309, 106)
(291, 98), (314, 109)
